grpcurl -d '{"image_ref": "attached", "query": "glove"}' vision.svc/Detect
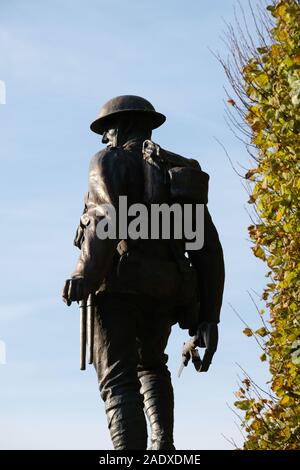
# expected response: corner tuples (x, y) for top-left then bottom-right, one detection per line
(62, 277), (90, 306)
(192, 322), (219, 372)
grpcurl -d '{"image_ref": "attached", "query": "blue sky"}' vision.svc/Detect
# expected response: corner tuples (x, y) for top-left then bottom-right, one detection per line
(0, 0), (270, 450)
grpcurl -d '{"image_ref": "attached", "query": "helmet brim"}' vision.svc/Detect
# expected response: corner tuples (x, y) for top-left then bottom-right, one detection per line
(90, 109), (166, 135)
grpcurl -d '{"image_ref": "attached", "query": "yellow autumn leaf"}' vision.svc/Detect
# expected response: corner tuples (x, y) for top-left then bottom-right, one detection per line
(276, 207), (285, 222)
(271, 44), (281, 57)
(252, 246), (266, 260)
(260, 439), (268, 449)
(282, 427), (291, 440)
(277, 29), (288, 41)
(254, 73), (269, 88)
(272, 376), (283, 392)
(243, 328), (253, 337)
(252, 420), (262, 431)
(280, 395), (290, 405)
(249, 105), (260, 116)
(274, 4), (287, 18)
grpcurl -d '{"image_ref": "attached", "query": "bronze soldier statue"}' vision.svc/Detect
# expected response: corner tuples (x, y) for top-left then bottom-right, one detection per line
(62, 95), (225, 450)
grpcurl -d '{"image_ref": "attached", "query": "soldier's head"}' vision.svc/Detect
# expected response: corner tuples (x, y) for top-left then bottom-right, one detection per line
(100, 114), (154, 148)
(90, 95), (166, 147)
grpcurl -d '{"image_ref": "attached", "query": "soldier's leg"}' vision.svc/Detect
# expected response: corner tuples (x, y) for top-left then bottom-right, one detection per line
(137, 299), (176, 450)
(93, 292), (147, 450)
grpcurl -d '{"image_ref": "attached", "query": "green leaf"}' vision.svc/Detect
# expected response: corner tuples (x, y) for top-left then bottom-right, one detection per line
(254, 73), (269, 88)
(252, 246), (266, 260)
(257, 47), (268, 54)
(256, 327), (269, 337)
(234, 399), (254, 411)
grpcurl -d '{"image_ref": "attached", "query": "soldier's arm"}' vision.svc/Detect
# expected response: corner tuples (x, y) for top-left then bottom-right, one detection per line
(62, 147), (127, 304)
(188, 205), (225, 325)
(163, 150), (224, 323)
(187, 206), (224, 371)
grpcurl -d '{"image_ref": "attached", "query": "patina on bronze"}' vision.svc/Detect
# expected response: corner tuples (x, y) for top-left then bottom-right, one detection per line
(62, 95), (225, 450)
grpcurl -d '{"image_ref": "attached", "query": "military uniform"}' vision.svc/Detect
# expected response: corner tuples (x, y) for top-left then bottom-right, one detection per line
(64, 96), (225, 450)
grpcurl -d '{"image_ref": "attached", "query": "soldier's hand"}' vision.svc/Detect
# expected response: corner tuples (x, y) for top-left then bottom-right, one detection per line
(195, 322), (218, 372)
(62, 277), (90, 306)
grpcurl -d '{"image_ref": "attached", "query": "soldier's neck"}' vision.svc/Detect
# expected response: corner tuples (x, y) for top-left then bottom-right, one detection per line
(119, 130), (151, 147)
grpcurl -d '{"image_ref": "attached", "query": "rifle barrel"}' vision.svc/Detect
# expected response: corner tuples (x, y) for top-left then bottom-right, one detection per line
(79, 299), (87, 370)
(87, 294), (95, 365)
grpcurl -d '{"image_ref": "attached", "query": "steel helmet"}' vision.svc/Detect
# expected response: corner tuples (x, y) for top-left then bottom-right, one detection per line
(90, 95), (166, 135)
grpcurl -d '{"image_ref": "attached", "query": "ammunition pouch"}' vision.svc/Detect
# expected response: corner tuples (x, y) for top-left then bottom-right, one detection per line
(117, 251), (182, 298)
(168, 166), (208, 203)
(111, 250), (199, 330)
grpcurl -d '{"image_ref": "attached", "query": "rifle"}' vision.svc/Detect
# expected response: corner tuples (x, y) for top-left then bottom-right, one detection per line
(79, 293), (95, 370)
(178, 336), (202, 377)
